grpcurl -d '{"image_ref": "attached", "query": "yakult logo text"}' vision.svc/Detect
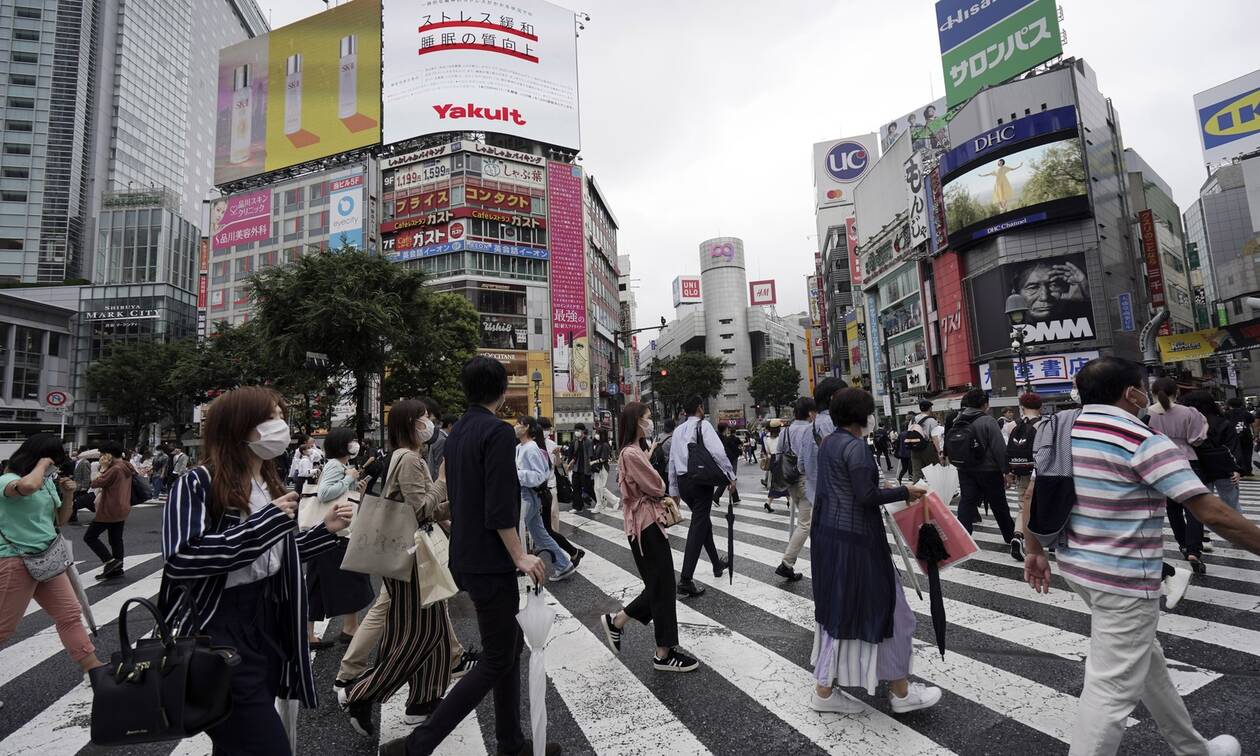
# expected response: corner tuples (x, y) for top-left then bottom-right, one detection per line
(825, 142), (870, 183)
(433, 103), (526, 126)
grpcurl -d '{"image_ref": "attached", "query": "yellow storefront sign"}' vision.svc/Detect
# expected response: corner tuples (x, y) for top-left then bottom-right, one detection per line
(1157, 329), (1222, 363)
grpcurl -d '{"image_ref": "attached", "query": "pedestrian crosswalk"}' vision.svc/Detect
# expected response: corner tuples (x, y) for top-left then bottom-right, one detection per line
(3, 478), (1259, 755)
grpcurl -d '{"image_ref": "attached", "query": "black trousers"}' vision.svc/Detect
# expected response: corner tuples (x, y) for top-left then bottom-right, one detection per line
(540, 486), (578, 558)
(571, 471), (591, 509)
(897, 456), (912, 482)
(406, 571), (524, 756)
(875, 448), (892, 470)
(1239, 438), (1254, 475)
(1167, 499), (1204, 558)
(625, 525), (679, 647)
(205, 581), (291, 756)
(83, 520), (125, 563)
(957, 470), (1017, 542)
(678, 477), (721, 581)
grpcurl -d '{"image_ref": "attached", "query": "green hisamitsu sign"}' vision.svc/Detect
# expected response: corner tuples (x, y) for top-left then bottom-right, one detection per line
(942, 0), (1062, 107)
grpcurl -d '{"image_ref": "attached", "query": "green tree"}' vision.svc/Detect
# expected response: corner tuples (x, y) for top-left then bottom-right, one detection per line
(382, 292), (480, 415)
(85, 340), (186, 446)
(746, 358), (802, 417)
(652, 352), (727, 417)
(1021, 140), (1086, 206)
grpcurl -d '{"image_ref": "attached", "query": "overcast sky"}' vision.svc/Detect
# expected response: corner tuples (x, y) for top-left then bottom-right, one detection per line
(262, 0), (1259, 332)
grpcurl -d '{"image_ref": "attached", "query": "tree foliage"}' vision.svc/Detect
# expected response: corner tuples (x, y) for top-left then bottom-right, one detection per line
(85, 340), (189, 446)
(381, 292), (480, 415)
(651, 352), (727, 416)
(1021, 140), (1086, 205)
(747, 358), (802, 417)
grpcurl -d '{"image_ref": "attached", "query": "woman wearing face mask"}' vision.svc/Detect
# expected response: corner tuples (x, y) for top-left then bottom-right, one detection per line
(159, 386), (352, 755)
(601, 402), (699, 672)
(344, 400), (455, 738)
(1147, 378), (1210, 573)
(516, 416), (576, 581)
(85, 440), (135, 580)
(0, 434), (104, 686)
(305, 428), (375, 649)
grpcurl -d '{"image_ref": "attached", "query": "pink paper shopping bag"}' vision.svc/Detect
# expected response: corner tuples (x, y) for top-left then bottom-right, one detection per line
(891, 492), (978, 571)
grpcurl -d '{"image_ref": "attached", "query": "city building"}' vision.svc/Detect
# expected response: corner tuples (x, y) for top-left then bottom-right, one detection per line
(584, 174), (621, 431)
(1124, 148), (1195, 333)
(617, 252), (641, 404)
(0, 287), (76, 447)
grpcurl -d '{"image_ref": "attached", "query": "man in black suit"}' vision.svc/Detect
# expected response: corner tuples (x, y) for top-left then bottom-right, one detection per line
(392, 357), (556, 756)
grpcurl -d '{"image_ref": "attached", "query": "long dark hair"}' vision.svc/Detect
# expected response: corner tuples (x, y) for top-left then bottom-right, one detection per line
(7, 433), (67, 477)
(388, 399), (427, 451)
(618, 402), (649, 451)
(202, 386), (287, 519)
(1152, 377), (1179, 411)
(516, 416), (545, 447)
(1179, 390), (1221, 418)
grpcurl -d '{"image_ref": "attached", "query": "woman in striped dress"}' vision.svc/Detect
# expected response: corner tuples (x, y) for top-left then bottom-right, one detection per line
(807, 388), (941, 715)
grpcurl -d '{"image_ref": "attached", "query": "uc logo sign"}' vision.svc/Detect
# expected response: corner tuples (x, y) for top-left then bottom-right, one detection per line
(826, 142), (869, 183)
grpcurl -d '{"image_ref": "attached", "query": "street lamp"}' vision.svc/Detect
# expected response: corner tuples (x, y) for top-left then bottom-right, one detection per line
(531, 369), (543, 419)
(1005, 293), (1033, 394)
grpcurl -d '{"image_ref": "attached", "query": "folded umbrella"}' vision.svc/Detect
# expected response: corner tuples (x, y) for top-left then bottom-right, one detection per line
(726, 493), (735, 585)
(915, 511), (951, 659)
(517, 583), (555, 756)
(64, 560), (98, 635)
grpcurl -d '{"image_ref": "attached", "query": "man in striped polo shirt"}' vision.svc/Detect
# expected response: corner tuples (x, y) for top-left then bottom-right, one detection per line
(1024, 357), (1260, 756)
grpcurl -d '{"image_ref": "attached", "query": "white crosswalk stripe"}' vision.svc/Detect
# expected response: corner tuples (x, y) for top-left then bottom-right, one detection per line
(3, 477), (1259, 755)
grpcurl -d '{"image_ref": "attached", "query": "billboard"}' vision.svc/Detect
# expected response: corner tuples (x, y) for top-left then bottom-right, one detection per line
(879, 98), (951, 154)
(1138, 209), (1164, 310)
(214, 0), (381, 185)
(672, 276), (701, 307)
(813, 134), (879, 208)
(749, 280), (777, 306)
(970, 253), (1095, 356)
(942, 107), (1087, 248)
(1193, 68), (1260, 164)
(547, 161), (589, 398)
(905, 150), (930, 248)
(1157, 316), (1260, 363)
(382, 0), (580, 150)
(938, 0), (1062, 107)
(210, 189), (272, 251)
(979, 350), (1099, 390)
(329, 170), (365, 250)
(845, 217), (861, 285)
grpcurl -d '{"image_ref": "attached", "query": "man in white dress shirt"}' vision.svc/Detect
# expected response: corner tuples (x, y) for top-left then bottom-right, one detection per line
(668, 395), (736, 598)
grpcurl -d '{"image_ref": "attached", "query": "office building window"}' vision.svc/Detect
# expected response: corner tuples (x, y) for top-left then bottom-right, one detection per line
(258, 250), (278, 269)
(282, 216), (303, 241)
(11, 326), (42, 400)
(233, 286), (250, 305)
(5, 120), (33, 132)
(14, 6), (41, 18)
(13, 29), (40, 41)
(211, 260), (229, 284)
(2, 167), (29, 178)
(283, 188), (303, 212)
(211, 289), (226, 311)
(284, 246), (301, 264)
(235, 256), (253, 279)
(10, 51), (37, 64)
(308, 210), (327, 235)
(9, 73), (36, 86)
(308, 182), (328, 203)
(4, 143), (31, 155)
(1, 191), (29, 202)
(47, 333), (61, 357)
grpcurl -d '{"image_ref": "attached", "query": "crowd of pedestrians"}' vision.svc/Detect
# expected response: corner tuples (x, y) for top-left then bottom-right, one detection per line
(5, 353), (1260, 754)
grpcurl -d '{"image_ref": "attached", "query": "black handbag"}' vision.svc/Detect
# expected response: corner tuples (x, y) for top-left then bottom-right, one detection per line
(685, 421), (730, 488)
(89, 593), (239, 745)
(555, 469), (573, 504)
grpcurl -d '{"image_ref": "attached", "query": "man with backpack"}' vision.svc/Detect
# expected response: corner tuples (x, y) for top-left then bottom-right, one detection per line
(649, 419), (675, 486)
(668, 396), (734, 598)
(948, 388), (1018, 549)
(1004, 392), (1044, 562)
(872, 422), (893, 471)
(1225, 397), (1255, 477)
(905, 399), (940, 482)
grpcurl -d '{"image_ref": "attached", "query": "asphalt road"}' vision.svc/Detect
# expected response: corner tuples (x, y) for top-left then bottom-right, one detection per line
(2, 460), (1259, 755)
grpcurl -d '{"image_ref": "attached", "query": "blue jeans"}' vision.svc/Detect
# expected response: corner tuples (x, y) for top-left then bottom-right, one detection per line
(523, 490), (571, 573)
(1209, 477), (1240, 512)
(150, 475), (165, 498)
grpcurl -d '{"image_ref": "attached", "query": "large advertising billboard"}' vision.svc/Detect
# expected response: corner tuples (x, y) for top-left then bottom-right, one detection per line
(937, 0), (1062, 107)
(214, 0), (382, 185)
(210, 189), (272, 251)
(880, 98), (951, 154)
(970, 253), (1096, 356)
(749, 280), (777, 306)
(1193, 68), (1260, 164)
(813, 134), (879, 208)
(672, 276), (701, 307)
(547, 161), (589, 398)
(329, 170), (365, 250)
(382, 0), (580, 150)
(941, 106), (1087, 248)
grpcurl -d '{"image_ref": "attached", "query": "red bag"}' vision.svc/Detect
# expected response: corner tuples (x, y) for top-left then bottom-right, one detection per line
(891, 491), (978, 572)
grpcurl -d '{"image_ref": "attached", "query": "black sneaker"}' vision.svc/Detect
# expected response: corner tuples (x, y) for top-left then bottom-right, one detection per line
(713, 558), (729, 578)
(676, 579), (706, 598)
(498, 742), (562, 756)
(379, 737), (408, 756)
(775, 562), (803, 581)
(602, 614), (622, 653)
(571, 549), (585, 567)
(653, 649), (700, 673)
(403, 698), (442, 726)
(451, 648), (479, 679)
(347, 701), (374, 737)
(548, 563), (578, 582)
(1010, 536), (1026, 563)
(94, 560), (122, 581)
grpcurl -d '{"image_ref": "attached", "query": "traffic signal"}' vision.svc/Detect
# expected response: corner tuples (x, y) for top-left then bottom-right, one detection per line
(659, 369), (668, 377)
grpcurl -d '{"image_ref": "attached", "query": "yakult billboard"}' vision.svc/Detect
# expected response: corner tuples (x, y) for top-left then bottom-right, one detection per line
(813, 134), (878, 208)
(382, 0), (580, 150)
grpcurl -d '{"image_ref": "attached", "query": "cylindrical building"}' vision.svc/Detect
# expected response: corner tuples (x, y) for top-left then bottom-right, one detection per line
(699, 237), (753, 422)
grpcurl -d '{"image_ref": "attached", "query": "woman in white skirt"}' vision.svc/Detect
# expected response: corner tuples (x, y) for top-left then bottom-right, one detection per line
(807, 388), (942, 714)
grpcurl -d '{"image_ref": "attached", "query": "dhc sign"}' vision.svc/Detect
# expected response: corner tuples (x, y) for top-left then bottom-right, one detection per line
(941, 105), (1079, 177)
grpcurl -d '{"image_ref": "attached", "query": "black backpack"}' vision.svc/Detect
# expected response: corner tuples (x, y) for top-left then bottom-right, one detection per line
(944, 415), (985, 468)
(1196, 415), (1238, 481)
(649, 437), (671, 486)
(130, 471), (153, 506)
(873, 428), (890, 450)
(685, 421), (730, 487)
(903, 415), (928, 450)
(1005, 417), (1038, 474)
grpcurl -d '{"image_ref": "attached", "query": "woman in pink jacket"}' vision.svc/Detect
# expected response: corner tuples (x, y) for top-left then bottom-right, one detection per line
(600, 401), (699, 673)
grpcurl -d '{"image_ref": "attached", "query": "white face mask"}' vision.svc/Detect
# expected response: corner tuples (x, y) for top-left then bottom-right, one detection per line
(248, 419), (290, 460)
(417, 417), (435, 444)
(639, 418), (654, 437)
(348, 442), (361, 457)
(863, 414), (877, 437)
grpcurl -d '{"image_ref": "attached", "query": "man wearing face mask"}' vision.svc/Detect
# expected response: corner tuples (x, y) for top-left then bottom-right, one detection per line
(568, 423), (594, 512)
(950, 388), (1018, 550)
(1022, 357), (1260, 756)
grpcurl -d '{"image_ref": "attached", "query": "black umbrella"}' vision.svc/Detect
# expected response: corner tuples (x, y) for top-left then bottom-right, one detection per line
(726, 493), (735, 584)
(915, 521), (951, 659)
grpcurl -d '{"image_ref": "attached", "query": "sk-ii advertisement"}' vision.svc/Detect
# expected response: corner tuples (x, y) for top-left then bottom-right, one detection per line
(940, 106), (1088, 249)
(214, 0), (382, 184)
(328, 170), (365, 250)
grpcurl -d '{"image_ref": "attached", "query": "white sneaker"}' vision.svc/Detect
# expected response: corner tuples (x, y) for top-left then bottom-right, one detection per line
(889, 682), (941, 714)
(1163, 566), (1192, 610)
(1207, 734), (1240, 756)
(808, 689), (864, 714)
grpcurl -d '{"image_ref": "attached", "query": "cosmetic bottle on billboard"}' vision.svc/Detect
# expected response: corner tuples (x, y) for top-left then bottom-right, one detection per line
(229, 64), (252, 164)
(338, 35), (357, 119)
(284, 54), (302, 136)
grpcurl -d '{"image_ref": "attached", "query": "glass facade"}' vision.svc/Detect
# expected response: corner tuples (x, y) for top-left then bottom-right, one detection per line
(93, 199), (197, 291)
